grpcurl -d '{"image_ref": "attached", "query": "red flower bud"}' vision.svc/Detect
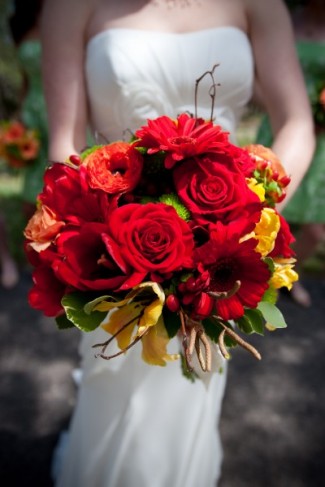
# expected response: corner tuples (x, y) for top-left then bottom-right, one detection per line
(276, 191), (287, 203)
(193, 292), (214, 319)
(279, 175), (291, 187)
(272, 170), (279, 181)
(69, 154), (82, 166)
(166, 294), (180, 312)
(185, 276), (197, 292)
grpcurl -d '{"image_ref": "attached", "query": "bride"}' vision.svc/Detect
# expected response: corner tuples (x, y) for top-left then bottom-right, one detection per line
(40, 1), (314, 486)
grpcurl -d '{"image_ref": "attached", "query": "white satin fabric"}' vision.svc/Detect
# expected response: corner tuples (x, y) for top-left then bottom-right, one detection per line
(56, 27), (254, 487)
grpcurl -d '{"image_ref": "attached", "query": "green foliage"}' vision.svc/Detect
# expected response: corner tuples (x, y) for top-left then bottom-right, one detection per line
(55, 313), (75, 330)
(257, 301), (287, 329)
(237, 308), (265, 336)
(61, 292), (108, 332)
(202, 318), (237, 348)
(80, 145), (104, 160)
(159, 193), (191, 221)
(163, 307), (181, 338)
(262, 284), (278, 304)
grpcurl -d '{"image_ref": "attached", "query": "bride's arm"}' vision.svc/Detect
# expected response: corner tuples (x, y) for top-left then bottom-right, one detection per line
(246, 0), (315, 209)
(41, 0), (95, 160)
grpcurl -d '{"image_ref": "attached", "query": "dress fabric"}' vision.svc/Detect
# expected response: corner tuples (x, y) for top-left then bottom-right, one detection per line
(256, 40), (325, 224)
(55, 27), (254, 487)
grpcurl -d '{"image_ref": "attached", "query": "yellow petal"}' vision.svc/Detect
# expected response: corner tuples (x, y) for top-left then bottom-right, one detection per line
(247, 177), (265, 202)
(101, 303), (139, 350)
(270, 257), (298, 290)
(254, 208), (280, 256)
(141, 316), (179, 366)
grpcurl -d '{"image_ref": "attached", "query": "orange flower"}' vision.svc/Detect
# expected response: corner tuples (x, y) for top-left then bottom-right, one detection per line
(244, 144), (287, 180)
(2, 121), (25, 143)
(24, 204), (65, 252)
(19, 135), (40, 160)
(83, 142), (143, 194)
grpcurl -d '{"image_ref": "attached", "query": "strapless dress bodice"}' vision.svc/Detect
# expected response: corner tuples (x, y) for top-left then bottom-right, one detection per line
(85, 26), (254, 142)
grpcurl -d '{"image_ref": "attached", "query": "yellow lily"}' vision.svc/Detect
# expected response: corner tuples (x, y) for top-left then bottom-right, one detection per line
(96, 282), (178, 365)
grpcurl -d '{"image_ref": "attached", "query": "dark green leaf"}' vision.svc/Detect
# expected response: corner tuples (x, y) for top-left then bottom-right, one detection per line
(55, 313), (75, 330)
(202, 318), (237, 347)
(244, 308), (265, 335)
(163, 308), (181, 338)
(237, 315), (254, 335)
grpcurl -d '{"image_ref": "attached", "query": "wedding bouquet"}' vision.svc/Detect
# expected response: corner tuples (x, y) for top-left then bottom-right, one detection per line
(0, 120), (40, 169)
(24, 112), (297, 375)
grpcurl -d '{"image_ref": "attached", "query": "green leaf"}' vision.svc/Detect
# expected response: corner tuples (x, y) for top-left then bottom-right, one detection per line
(237, 315), (254, 335)
(162, 308), (181, 338)
(237, 308), (265, 336)
(264, 257), (275, 274)
(55, 313), (75, 330)
(61, 292), (107, 332)
(80, 145), (103, 161)
(257, 302), (287, 329)
(261, 285), (278, 304)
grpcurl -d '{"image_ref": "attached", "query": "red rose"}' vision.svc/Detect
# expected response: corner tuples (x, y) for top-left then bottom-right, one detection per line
(83, 142), (143, 194)
(40, 164), (111, 224)
(174, 154), (261, 225)
(103, 202), (194, 290)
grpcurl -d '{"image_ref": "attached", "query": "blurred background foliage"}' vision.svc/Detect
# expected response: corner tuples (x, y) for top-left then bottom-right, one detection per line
(0, 0), (25, 264)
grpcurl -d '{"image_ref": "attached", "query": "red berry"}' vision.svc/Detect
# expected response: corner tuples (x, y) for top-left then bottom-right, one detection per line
(69, 154), (82, 166)
(185, 276), (197, 292)
(166, 294), (180, 313)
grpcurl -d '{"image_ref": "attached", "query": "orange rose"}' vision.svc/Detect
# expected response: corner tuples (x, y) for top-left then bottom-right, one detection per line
(24, 204), (65, 252)
(83, 142), (143, 194)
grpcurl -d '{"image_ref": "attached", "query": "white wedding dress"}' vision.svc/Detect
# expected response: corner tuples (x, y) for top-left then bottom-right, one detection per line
(55, 27), (254, 487)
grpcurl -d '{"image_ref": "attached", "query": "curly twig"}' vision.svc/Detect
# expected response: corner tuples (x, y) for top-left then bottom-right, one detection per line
(216, 319), (262, 360)
(194, 64), (220, 121)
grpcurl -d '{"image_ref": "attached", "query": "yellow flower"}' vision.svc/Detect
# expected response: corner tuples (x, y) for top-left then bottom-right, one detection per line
(270, 258), (298, 290)
(96, 282), (178, 365)
(240, 207), (280, 257)
(247, 177), (265, 202)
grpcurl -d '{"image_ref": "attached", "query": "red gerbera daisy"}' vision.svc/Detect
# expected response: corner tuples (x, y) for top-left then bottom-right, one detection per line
(135, 113), (230, 169)
(189, 222), (270, 320)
